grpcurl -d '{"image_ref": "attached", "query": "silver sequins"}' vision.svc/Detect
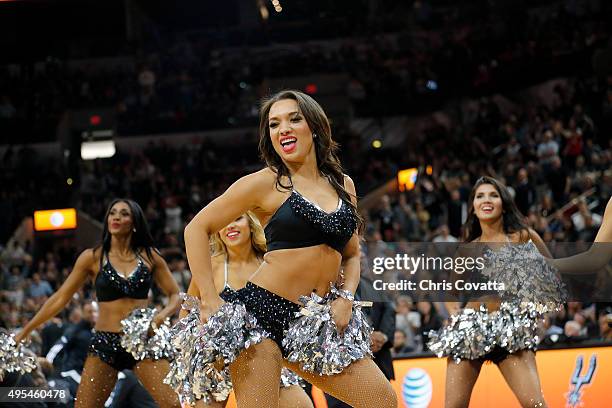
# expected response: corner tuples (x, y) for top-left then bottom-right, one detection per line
(0, 333), (36, 380)
(282, 285), (373, 376)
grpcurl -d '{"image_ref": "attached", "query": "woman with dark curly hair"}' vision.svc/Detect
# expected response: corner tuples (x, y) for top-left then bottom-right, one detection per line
(429, 176), (562, 408)
(185, 90), (397, 408)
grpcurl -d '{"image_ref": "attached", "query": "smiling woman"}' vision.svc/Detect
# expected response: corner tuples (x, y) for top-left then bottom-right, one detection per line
(182, 90), (397, 408)
(14, 198), (182, 408)
(428, 176), (563, 408)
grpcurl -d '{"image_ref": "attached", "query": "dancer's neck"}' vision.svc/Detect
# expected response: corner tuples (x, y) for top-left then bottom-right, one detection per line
(478, 218), (506, 242)
(110, 235), (134, 256)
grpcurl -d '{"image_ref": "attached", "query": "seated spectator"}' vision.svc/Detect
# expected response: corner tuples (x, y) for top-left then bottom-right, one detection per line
(394, 295), (420, 350)
(417, 301), (442, 351)
(28, 273), (53, 299)
(563, 320), (589, 342)
(432, 225), (458, 242)
(598, 311), (612, 341)
(392, 329), (415, 356)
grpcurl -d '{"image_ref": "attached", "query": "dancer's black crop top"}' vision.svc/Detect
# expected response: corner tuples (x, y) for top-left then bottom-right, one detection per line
(95, 253), (153, 302)
(264, 189), (357, 253)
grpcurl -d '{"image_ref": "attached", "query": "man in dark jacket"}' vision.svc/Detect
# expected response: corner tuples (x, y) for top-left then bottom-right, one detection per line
(46, 301), (97, 404)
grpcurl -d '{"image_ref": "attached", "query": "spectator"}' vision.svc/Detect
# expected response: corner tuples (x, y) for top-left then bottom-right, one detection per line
(432, 225), (458, 243)
(28, 273), (53, 299)
(392, 330), (414, 356)
(564, 320), (586, 341)
(598, 312), (612, 341)
(417, 301), (442, 351)
(46, 301), (98, 401)
(40, 317), (65, 356)
(546, 156), (570, 204)
(394, 296), (420, 351)
(514, 168), (536, 215)
(537, 130), (559, 165)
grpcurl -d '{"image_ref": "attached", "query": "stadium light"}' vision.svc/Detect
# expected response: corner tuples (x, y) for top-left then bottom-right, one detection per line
(81, 129), (116, 160)
(397, 168), (419, 192)
(34, 209), (77, 231)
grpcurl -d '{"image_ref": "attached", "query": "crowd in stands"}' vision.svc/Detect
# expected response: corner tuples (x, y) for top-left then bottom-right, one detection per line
(1, 0), (611, 142)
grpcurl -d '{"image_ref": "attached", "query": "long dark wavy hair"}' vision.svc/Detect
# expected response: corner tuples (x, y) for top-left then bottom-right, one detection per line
(462, 176), (528, 242)
(96, 198), (156, 267)
(258, 90), (362, 230)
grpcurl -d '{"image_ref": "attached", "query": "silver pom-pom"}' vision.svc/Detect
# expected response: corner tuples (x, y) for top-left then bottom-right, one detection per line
(147, 318), (175, 361)
(427, 305), (494, 364)
(429, 242), (566, 364)
(164, 294), (267, 406)
(428, 301), (550, 363)
(120, 308), (156, 360)
(492, 302), (545, 353)
(0, 333), (37, 381)
(120, 308), (174, 361)
(283, 287), (373, 376)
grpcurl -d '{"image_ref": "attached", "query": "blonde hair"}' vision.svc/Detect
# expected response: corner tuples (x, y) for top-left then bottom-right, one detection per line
(210, 212), (267, 259)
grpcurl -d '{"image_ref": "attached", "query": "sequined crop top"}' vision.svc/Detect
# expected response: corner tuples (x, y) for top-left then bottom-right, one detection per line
(95, 253), (153, 302)
(264, 189), (357, 253)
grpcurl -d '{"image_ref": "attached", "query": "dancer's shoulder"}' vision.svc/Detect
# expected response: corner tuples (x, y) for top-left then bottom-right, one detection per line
(238, 168), (277, 189)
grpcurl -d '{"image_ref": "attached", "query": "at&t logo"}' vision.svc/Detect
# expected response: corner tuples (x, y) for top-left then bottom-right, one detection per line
(402, 368), (432, 408)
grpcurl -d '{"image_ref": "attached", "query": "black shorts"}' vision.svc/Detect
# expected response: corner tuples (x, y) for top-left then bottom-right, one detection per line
(88, 331), (138, 371)
(479, 346), (511, 365)
(234, 282), (301, 356)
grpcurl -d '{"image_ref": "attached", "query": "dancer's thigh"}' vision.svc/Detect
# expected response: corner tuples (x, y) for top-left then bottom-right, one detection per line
(279, 384), (313, 408)
(133, 358), (180, 408)
(229, 339), (283, 408)
(284, 358), (397, 408)
(444, 358), (483, 408)
(498, 350), (547, 408)
(74, 355), (118, 408)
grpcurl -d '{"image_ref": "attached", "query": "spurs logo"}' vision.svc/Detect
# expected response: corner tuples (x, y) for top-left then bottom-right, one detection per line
(566, 354), (597, 407)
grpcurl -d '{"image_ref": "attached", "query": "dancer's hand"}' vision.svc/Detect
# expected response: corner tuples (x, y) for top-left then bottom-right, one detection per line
(200, 295), (225, 323)
(14, 330), (28, 344)
(148, 313), (164, 337)
(331, 297), (352, 335)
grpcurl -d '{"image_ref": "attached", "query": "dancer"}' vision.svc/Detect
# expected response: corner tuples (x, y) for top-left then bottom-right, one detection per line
(184, 90), (397, 408)
(429, 176), (560, 408)
(182, 212), (312, 407)
(15, 199), (181, 408)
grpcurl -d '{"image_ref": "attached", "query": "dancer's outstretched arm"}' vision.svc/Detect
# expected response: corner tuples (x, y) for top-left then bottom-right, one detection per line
(15, 249), (94, 342)
(551, 197), (612, 274)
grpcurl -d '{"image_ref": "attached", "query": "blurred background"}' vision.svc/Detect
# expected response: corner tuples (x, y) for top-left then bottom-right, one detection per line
(0, 0), (611, 406)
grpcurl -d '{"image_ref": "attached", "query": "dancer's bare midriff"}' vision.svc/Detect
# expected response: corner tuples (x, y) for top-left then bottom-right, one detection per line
(250, 244), (342, 304)
(94, 298), (150, 332)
